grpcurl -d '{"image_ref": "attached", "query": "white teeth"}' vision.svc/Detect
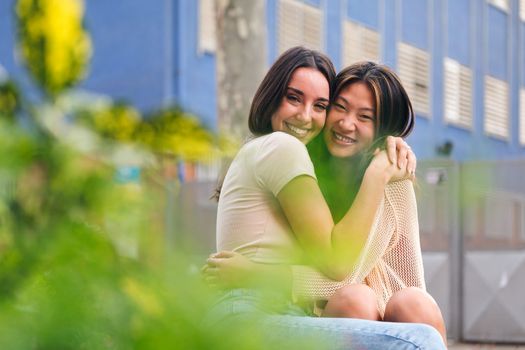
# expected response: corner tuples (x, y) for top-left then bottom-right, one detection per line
(287, 123), (308, 136)
(333, 131), (355, 144)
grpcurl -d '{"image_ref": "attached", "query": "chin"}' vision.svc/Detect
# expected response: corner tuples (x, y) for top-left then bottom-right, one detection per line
(326, 144), (355, 159)
(327, 148), (352, 159)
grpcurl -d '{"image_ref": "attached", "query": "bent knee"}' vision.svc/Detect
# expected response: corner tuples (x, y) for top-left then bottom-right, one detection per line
(323, 284), (380, 320)
(332, 284), (378, 309)
(385, 287), (446, 341)
(385, 287), (437, 320)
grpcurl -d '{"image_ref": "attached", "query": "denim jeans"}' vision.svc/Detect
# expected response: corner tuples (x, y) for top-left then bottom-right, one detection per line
(203, 289), (446, 350)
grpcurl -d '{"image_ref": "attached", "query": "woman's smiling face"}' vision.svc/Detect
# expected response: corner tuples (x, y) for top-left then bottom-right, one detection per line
(323, 81), (376, 158)
(271, 67), (329, 144)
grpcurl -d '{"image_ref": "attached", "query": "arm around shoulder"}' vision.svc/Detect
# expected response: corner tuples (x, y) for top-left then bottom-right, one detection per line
(276, 151), (394, 281)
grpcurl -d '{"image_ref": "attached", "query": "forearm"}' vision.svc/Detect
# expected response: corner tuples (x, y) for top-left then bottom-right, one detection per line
(291, 187), (398, 302)
(291, 265), (349, 301)
(276, 152), (402, 281)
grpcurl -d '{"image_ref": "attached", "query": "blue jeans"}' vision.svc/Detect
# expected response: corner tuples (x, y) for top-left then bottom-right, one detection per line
(203, 289), (446, 350)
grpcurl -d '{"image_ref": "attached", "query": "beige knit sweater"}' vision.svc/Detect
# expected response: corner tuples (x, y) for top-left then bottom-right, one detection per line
(291, 180), (426, 316)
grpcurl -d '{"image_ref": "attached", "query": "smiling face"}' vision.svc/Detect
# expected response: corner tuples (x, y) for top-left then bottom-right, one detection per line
(271, 67), (329, 144)
(323, 81), (376, 158)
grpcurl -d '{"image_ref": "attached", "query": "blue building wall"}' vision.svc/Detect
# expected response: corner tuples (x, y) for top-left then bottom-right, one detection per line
(83, 0), (168, 111)
(1, 0), (524, 160)
(347, 0), (379, 29)
(0, 0), (36, 99)
(1, 0), (171, 110)
(306, 0), (522, 160)
(323, 0), (343, 69)
(447, 0), (472, 66)
(401, 0), (434, 159)
(0, 0), (218, 129)
(173, 0), (216, 129)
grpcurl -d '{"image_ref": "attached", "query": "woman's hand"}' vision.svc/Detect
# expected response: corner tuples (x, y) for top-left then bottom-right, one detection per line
(385, 136), (416, 177)
(202, 251), (256, 289)
(367, 149), (413, 184)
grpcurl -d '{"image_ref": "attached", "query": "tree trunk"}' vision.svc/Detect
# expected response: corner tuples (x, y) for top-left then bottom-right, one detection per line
(216, 0), (267, 139)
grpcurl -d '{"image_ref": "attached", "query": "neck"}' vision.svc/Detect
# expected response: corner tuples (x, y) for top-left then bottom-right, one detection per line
(328, 154), (362, 176)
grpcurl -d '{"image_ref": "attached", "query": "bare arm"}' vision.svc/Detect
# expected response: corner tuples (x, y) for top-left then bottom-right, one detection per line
(291, 180), (420, 306)
(212, 135), (415, 282)
(277, 149), (407, 280)
(204, 180), (420, 307)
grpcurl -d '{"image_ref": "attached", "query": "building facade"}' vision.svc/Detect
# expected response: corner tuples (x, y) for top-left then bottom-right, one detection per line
(1, 0), (525, 160)
(3, 1), (524, 340)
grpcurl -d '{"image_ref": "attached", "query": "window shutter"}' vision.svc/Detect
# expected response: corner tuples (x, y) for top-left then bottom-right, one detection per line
(343, 20), (380, 66)
(278, 0), (323, 53)
(444, 57), (473, 128)
(520, 88), (525, 146)
(198, 0), (216, 53)
(488, 0), (510, 12)
(397, 42), (431, 116)
(484, 75), (509, 139)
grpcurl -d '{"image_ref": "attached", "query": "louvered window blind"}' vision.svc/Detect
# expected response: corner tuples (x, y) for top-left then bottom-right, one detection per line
(198, 0), (216, 53)
(444, 57), (473, 128)
(397, 42), (430, 116)
(520, 88), (525, 146)
(278, 0), (323, 53)
(484, 75), (509, 139)
(343, 20), (380, 66)
(488, 0), (510, 12)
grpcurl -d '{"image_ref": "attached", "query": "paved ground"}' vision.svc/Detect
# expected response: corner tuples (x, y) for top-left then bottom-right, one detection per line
(449, 342), (525, 349)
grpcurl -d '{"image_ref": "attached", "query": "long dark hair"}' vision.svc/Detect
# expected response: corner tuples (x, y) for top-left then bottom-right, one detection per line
(248, 46), (336, 135)
(309, 61), (415, 221)
(213, 47), (335, 200)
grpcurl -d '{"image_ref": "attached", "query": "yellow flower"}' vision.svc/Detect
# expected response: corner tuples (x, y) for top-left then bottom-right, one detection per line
(16, 0), (92, 96)
(93, 104), (141, 141)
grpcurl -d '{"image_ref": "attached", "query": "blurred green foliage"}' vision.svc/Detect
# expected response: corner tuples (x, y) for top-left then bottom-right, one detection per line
(0, 0), (286, 348)
(73, 102), (237, 162)
(0, 113), (271, 348)
(139, 107), (216, 162)
(0, 80), (21, 120)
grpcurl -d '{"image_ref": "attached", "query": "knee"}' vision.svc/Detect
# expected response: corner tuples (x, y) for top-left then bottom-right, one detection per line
(323, 284), (380, 321)
(384, 287), (440, 323)
(384, 287), (447, 344)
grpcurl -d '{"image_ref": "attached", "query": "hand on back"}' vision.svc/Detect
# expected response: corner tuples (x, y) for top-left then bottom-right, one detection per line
(202, 251), (255, 289)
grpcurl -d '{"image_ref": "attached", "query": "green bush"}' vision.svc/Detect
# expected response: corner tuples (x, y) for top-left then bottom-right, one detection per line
(0, 1), (314, 348)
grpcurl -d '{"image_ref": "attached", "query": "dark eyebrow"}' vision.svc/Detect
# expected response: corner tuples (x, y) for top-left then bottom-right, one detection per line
(336, 96), (374, 112)
(335, 96), (349, 106)
(287, 87), (329, 103)
(287, 87), (304, 96)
